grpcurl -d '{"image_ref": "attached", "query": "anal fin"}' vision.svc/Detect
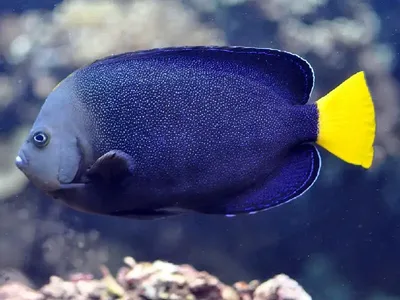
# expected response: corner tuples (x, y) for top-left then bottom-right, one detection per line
(197, 144), (321, 215)
(109, 208), (183, 220)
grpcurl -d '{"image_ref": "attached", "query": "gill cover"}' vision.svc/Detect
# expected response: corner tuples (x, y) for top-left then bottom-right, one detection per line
(58, 137), (82, 183)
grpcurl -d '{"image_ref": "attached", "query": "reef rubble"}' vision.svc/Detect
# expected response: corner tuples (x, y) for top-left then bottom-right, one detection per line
(0, 256), (311, 300)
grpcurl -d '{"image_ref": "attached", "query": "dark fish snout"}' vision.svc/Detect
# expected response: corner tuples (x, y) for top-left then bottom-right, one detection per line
(15, 151), (28, 171)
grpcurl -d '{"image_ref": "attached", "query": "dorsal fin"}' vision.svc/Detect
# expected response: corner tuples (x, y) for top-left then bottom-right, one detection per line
(87, 46), (315, 105)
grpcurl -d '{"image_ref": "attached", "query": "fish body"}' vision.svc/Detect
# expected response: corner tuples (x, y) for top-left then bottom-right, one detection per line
(15, 46), (376, 219)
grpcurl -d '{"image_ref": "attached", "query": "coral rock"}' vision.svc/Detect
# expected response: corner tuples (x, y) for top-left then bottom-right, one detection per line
(253, 274), (311, 300)
(39, 275), (106, 299)
(0, 282), (42, 300)
(0, 257), (311, 300)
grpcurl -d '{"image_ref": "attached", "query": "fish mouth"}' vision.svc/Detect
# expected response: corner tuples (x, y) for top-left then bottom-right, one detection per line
(15, 150), (28, 172)
(15, 150), (64, 192)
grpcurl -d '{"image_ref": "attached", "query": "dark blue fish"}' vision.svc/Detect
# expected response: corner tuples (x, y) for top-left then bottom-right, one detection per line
(15, 46), (376, 220)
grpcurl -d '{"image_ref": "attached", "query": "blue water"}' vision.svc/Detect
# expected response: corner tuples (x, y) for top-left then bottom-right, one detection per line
(0, 1), (399, 299)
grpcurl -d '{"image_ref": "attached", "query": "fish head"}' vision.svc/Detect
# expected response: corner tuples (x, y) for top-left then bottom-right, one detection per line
(15, 76), (87, 192)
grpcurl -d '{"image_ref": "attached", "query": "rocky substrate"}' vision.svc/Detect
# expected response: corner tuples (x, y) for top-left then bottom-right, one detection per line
(0, 256), (311, 300)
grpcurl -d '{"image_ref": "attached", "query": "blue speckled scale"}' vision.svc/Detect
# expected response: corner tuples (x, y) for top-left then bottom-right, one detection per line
(71, 46), (320, 216)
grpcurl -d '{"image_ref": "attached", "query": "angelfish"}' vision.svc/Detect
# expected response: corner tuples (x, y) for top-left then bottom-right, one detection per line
(15, 46), (376, 220)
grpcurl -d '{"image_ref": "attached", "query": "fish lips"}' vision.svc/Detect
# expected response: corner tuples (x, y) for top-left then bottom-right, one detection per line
(15, 151), (28, 171)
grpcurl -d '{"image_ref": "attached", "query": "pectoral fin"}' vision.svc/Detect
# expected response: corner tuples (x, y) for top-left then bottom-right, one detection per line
(85, 150), (135, 184)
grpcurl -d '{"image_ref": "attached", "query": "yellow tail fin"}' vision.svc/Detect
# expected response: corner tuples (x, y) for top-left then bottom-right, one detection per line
(316, 71), (376, 169)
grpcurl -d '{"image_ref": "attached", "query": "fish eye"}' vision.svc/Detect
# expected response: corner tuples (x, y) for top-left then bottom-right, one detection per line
(32, 131), (50, 148)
